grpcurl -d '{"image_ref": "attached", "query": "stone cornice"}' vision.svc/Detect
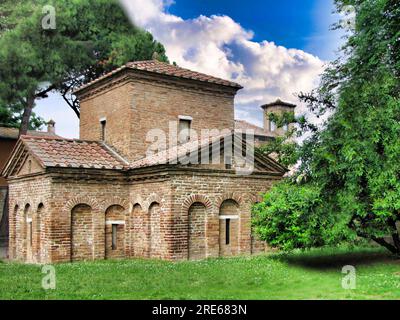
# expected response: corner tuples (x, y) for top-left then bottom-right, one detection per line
(75, 69), (239, 101)
(7, 164), (282, 185)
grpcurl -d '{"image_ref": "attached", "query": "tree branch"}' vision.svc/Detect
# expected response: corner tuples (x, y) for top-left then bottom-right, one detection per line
(35, 84), (57, 99)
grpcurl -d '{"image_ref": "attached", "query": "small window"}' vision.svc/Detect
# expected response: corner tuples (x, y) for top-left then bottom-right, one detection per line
(269, 120), (276, 132)
(29, 222), (33, 246)
(100, 119), (107, 141)
(112, 224), (117, 250)
(28, 160), (32, 174)
(225, 219), (231, 245)
(178, 119), (191, 144)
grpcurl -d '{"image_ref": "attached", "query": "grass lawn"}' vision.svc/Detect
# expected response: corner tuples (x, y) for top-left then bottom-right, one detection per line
(0, 246), (399, 300)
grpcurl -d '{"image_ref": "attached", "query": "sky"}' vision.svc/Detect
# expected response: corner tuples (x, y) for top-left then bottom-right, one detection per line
(34, 0), (343, 138)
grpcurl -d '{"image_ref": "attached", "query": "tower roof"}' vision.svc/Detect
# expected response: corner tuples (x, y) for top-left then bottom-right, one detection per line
(260, 99), (296, 109)
(74, 60), (243, 94)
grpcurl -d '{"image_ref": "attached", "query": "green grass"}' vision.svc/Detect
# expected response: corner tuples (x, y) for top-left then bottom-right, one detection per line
(1, 247), (399, 300)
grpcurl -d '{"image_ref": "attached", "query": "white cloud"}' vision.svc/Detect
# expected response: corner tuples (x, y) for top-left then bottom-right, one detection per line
(34, 0), (326, 138)
(120, 0), (326, 128)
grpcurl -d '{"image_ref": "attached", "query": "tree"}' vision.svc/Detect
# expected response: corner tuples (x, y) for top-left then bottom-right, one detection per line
(253, 0), (400, 255)
(0, 0), (168, 133)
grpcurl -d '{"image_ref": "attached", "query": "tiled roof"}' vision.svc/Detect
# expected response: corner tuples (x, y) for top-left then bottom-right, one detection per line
(21, 136), (127, 170)
(130, 131), (232, 169)
(74, 60), (242, 93)
(235, 120), (272, 137)
(0, 127), (59, 140)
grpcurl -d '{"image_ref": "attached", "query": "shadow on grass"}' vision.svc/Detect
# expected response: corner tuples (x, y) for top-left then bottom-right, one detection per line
(272, 248), (397, 270)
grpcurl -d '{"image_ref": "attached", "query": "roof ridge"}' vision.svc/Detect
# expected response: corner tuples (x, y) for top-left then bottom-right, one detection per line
(100, 142), (130, 166)
(74, 60), (243, 93)
(20, 135), (101, 144)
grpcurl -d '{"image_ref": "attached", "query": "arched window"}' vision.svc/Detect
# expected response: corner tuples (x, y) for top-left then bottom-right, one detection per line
(105, 205), (125, 260)
(71, 204), (92, 262)
(269, 120), (276, 132)
(131, 204), (144, 258)
(188, 203), (206, 260)
(219, 200), (240, 257)
(11, 205), (18, 258)
(35, 204), (44, 262)
(23, 204), (32, 261)
(149, 202), (161, 259)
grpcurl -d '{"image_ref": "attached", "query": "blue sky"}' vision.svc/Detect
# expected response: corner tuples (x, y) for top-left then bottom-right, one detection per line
(35, 0), (343, 138)
(167, 0), (341, 60)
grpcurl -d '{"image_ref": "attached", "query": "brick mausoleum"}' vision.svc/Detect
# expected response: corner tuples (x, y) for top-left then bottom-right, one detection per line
(1, 60), (295, 263)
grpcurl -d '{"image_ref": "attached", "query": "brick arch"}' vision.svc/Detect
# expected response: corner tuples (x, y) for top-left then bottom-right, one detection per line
(21, 197), (35, 210)
(131, 195), (145, 210)
(182, 194), (213, 212)
(144, 193), (163, 211)
(23, 202), (32, 211)
(10, 201), (21, 211)
(102, 197), (129, 213)
(64, 195), (101, 213)
(33, 198), (46, 211)
(215, 192), (244, 208)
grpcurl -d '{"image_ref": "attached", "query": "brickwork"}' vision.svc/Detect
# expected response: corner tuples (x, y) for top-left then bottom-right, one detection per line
(188, 203), (207, 260)
(6, 166), (279, 263)
(71, 204), (93, 262)
(0, 186), (8, 258)
(78, 73), (236, 162)
(105, 205), (125, 260)
(4, 61), (288, 264)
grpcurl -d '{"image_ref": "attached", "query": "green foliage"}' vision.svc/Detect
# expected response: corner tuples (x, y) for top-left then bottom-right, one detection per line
(253, 182), (358, 251)
(254, 0), (400, 255)
(257, 135), (299, 168)
(0, 0), (168, 130)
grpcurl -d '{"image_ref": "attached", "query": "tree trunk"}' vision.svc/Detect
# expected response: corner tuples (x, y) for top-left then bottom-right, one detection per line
(19, 94), (35, 136)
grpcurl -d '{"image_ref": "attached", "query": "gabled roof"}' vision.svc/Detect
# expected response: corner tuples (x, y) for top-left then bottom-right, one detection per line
(74, 60), (243, 94)
(2, 133), (287, 178)
(130, 131), (287, 174)
(2, 136), (128, 177)
(130, 132), (230, 169)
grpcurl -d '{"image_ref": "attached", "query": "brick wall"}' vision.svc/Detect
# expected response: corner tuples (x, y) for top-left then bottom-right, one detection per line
(7, 167), (279, 263)
(169, 171), (279, 260)
(0, 186), (8, 259)
(80, 82), (134, 159)
(7, 176), (52, 263)
(78, 74), (236, 163)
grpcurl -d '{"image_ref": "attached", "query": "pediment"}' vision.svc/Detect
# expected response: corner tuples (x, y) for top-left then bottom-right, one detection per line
(16, 154), (44, 176)
(175, 133), (287, 175)
(1, 140), (45, 178)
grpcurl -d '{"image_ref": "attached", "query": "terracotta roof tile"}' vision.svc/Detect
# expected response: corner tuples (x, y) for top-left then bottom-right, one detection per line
(234, 120), (273, 137)
(20, 136), (127, 170)
(74, 60), (242, 93)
